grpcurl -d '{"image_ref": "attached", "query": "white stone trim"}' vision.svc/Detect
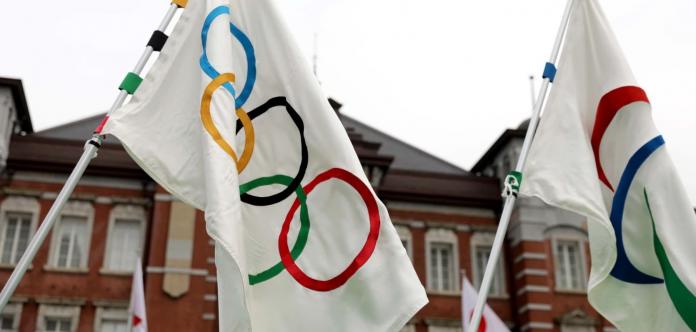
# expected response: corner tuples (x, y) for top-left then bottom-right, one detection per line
(513, 252), (547, 264)
(603, 327), (620, 332)
(101, 205), (147, 273)
(154, 193), (177, 202)
(203, 294), (217, 302)
(1, 302), (23, 331)
(518, 303), (552, 314)
(520, 322), (554, 331)
(0, 196), (40, 266)
(146, 266), (208, 276)
(470, 232), (508, 297)
(394, 225), (413, 261)
(202, 313), (216, 320)
(36, 303), (81, 332)
(515, 268), (548, 280)
(46, 201), (94, 271)
(205, 276), (217, 283)
(425, 228), (459, 293)
(516, 285), (551, 296)
(93, 306), (128, 332)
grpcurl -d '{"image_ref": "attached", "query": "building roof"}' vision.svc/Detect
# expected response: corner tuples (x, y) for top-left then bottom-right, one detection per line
(339, 114), (468, 175)
(0, 77), (33, 134)
(37, 110), (469, 176)
(470, 119), (530, 173)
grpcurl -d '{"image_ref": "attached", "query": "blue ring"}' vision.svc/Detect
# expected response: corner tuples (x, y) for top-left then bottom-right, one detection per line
(200, 5), (257, 109)
(609, 135), (665, 284)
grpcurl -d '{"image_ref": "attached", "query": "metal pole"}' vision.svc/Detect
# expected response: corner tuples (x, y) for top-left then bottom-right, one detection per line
(0, 3), (181, 312)
(466, 0), (576, 331)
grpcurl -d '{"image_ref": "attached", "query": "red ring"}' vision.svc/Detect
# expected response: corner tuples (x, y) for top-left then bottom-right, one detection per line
(278, 168), (381, 291)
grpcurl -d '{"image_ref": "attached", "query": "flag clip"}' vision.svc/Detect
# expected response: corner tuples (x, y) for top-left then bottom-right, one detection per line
(542, 62), (557, 82)
(502, 171), (522, 197)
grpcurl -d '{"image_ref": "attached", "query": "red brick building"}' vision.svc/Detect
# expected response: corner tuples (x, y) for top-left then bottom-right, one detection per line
(0, 77), (616, 332)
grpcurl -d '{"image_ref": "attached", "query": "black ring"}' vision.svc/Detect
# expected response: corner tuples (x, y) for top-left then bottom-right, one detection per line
(235, 96), (308, 206)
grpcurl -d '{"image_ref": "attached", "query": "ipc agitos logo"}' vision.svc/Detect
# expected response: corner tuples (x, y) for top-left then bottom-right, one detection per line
(592, 86), (696, 329)
(197, 6), (381, 292)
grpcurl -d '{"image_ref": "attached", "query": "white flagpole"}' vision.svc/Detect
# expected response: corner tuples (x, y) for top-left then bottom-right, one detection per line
(0, 2), (182, 312)
(466, 0), (576, 331)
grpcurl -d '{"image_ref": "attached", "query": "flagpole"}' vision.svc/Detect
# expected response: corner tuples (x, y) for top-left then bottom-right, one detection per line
(466, 0), (576, 331)
(0, 2), (183, 312)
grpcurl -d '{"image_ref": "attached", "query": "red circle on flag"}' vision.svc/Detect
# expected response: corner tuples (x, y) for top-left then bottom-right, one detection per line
(469, 309), (487, 332)
(278, 167), (381, 292)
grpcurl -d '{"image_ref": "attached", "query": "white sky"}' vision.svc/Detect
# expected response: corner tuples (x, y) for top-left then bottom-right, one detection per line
(1, 0), (695, 203)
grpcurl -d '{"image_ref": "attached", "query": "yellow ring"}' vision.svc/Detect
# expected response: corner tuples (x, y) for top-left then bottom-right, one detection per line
(200, 73), (255, 173)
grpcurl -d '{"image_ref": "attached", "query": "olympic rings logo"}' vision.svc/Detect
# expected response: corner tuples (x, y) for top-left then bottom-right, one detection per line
(198, 6), (381, 292)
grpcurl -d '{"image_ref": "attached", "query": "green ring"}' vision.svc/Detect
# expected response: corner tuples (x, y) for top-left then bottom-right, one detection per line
(240, 175), (309, 285)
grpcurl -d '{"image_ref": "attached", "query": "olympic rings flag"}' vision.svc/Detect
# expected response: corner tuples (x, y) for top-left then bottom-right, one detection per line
(101, 0), (427, 331)
(520, 0), (696, 331)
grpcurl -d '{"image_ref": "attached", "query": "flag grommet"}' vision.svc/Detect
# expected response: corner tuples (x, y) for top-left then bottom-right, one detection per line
(542, 62), (557, 82)
(119, 72), (143, 95)
(147, 30), (168, 52)
(171, 0), (188, 8)
(502, 171), (523, 197)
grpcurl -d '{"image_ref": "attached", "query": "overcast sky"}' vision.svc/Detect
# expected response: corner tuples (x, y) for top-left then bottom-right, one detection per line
(1, 0), (695, 203)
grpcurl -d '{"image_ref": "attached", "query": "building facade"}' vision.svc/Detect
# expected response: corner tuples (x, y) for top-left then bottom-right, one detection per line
(0, 78), (616, 332)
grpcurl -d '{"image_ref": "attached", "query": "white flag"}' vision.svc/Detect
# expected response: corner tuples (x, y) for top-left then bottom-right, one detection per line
(520, 0), (696, 330)
(461, 277), (509, 332)
(130, 258), (147, 332)
(102, 0), (427, 330)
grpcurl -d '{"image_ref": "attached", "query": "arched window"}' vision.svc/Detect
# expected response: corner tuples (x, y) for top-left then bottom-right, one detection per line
(102, 205), (147, 273)
(470, 232), (507, 297)
(0, 196), (40, 266)
(426, 228), (459, 292)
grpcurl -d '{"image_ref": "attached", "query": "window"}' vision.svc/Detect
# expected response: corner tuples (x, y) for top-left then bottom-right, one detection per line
(473, 245), (505, 296)
(100, 319), (128, 332)
(555, 240), (585, 291)
(48, 201), (94, 271)
(0, 213), (32, 265)
(400, 324), (416, 332)
(0, 197), (39, 266)
(470, 233), (506, 297)
(0, 303), (22, 332)
(106, 219), (142, 271)
(36, 304), (80, 332)
(44, 317), (71, 332)
(54, 216), (88, 268)
(430, 242), (454, 291)
(395, 225), (412, 261)
(426, 229), (459, 292)
(95, 307), (128, 332)
(103, 205), (146, 273)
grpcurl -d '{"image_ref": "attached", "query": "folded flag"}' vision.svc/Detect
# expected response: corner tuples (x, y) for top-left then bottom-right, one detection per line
(130, 258), (147, 332)
(101, 0), (427, 330)
(462, 277), (509, 332)
(520, 0), (696, 330)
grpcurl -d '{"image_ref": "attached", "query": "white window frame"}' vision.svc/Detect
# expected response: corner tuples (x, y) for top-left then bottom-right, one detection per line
(0, 197), (39, 267)
(395, 225), (413, 261)
(470, 232), (507, 298)
(46, 201), (94, 272)
(101, 205), (147, 274)
(428, 325), (461, 332)
(36, 304), (80, 332)
(425, 228), (459, 294)
(549, 228), (588, 292)
(94, 306), (129, 332)
(0, 302), (23, 332)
